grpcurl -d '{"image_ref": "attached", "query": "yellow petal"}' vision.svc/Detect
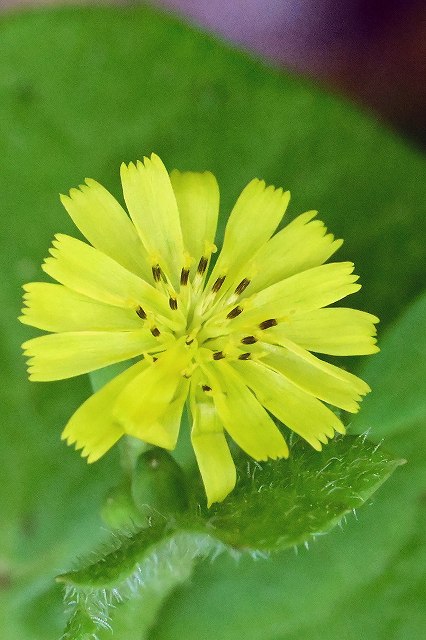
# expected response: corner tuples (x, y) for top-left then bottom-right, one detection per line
(269, 307), (379, 355)
(204, 360), (289, 461)
(20, 283), (145, 332)
(60, 179), (151, 280)
(113, 338), (192, 448)
(22, 330), (159, 381)
(127, 378), (190, 450)
(243, 211), (343, 295)
(42, 233), (175, 322)
(232, 262), (361, 329)
(233, 359), (345, 451)
(261, 339), (370, 412)
(120, 154), (184, 287)
(170, 169), (219, 267)
(207, 178), (290, 293)
(189, 375), (236, 506)
(62, 360), (148, 463)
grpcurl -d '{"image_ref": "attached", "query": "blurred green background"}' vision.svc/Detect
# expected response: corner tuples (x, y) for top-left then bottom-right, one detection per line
(0, 5), (425, 639)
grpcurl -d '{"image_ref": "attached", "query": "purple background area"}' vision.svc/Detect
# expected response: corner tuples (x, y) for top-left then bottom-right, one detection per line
(2, 0), (425, 143)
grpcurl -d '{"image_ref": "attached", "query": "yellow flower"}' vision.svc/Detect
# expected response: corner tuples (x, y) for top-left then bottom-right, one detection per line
(20, 154), (379, 506)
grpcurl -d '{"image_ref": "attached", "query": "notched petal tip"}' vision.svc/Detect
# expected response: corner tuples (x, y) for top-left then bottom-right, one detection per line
(119, 161), (132, 178)
(334, 422), (346, 435)
(68, 187), (81, 199)
(61, 427), (103, 464)
(311, 439), (323, 452)
(150, 152), (163, 165)
(317, 432), (329, 445)
(21, 337), (34, 351)
(84, 177), (98, 188)
(332, 238), (344, 251)
(27, 373), (42, 382)
(269, 443), (290, 460)
(53, 232), (67, 242)
(81, 444), (99, 463)
(60, 429), (70, 442)
(72, 440), (90, 460)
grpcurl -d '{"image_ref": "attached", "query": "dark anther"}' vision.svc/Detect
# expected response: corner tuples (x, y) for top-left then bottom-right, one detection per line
(212, 275), (226, 293)
(152, 264), (162, 282)
(152, 356), (158, 362)
(180, 268), (190, 286)
(241, 335), (257, 345)
(235, 278), (250, 295)
(136, 306), (147, 319)
(197, 256), (208, 275)
(150, 327), (161, 337)
(238, 352), (251, 360)
(213, 351), (225, 360)
(202, 384), (212, 392)
(226, 305), (243, 319)
(169, 297), (178, 310)
(259, 318), (277, 330)
(185, 337), (194, 345)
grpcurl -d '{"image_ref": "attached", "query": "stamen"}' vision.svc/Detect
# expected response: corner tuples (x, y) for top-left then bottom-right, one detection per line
(226, 305), (243, 319)
(169, 297), (178, 310)
(241, 335), (257, 345)
(238, 352), (251, 360)
(213, 351), (225, 360)
(212, 275), (226, 293)
(197, 256), (208, 275)
(182, 362), (197, 379)
(235, 278), (250, 295)
(259, 318), (277, 330)
(180, 268), (190, 286)
(202, 384), (212, 392)
(150, 327), (161, 337)
(136, 306), (147, 319)
(152, 264), (162, 282)
(144, 352), (158, 363)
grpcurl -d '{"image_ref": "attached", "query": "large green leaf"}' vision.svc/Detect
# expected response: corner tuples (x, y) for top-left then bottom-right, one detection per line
(0, 5), (425, 640)
(350, 291), (426, 438)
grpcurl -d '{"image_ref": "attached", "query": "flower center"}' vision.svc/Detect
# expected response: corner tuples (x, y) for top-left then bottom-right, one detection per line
(134, 251), (279, 382)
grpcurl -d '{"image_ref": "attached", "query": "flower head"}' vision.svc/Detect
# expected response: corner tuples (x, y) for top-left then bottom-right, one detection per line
(21, 153), (378, 506)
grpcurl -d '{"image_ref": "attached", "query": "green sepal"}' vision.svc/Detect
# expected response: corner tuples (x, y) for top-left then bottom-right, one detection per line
(131, 448), (189, 520)
(101, 481), (144, 531)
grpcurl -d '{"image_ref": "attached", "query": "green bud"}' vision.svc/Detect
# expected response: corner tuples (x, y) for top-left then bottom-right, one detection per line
(131, 448), (188, 518)
(101, 482), (142, 530)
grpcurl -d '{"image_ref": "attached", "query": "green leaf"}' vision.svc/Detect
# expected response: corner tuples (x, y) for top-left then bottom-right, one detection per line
(190, 434), (401, 552)
(1, 4), (424, 639)
(350, 290), (426, 438)
(59, 528), (217, 640)
(57, 435), (400, 637)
